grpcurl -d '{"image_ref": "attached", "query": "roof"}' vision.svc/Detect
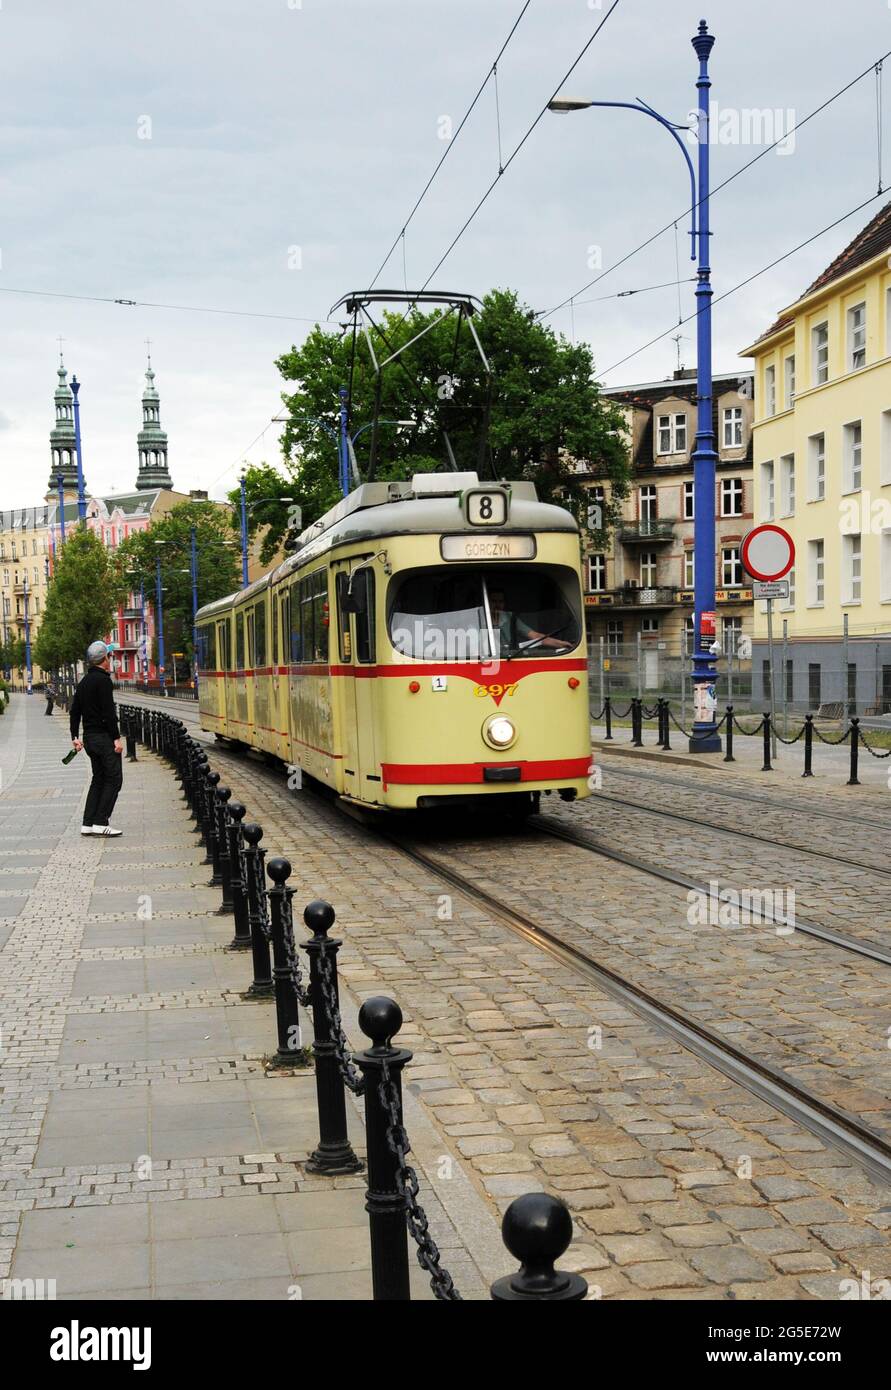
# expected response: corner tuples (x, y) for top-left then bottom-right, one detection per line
(602, 370), (751, 397)
(752, 199), (891, 346)
(196, 478), (578, 621)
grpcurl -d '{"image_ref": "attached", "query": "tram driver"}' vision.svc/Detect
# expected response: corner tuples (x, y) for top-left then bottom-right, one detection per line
(488, 586), (575, 655)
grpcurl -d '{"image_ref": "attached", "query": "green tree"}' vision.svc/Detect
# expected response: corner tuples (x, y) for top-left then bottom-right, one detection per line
(226, 464), (300, 568)
(34, 528), (124, 671)
(272, 288), (629, 537)
(116, 502), (240, 669)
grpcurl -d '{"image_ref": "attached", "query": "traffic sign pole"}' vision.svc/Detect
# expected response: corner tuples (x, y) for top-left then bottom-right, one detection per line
(741, 524), (795, 765)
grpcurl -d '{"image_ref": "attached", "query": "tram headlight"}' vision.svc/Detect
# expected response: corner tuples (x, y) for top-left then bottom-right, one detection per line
(483, 714), (517, 750)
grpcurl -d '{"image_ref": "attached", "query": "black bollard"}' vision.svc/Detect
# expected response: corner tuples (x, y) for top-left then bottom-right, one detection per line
(491, 1193), (588, 1301)
(847, 718), (860, 787)
(604, 695), (612, 741)
(723, 705), (735, 762)
(802, 714), (814, 777)
(226, 803), (251, 949)
(302, 900), (364, 1176)
(265, 858), (305, 1067)
(354, 997), (412, 1301)
(631, 697), (643, 747)
(662, 698), (671, 751)
(214, 787), (233, 908)
(761, 712), (773, 771)
(242, 824), (273, 997)
(654, 697), (665, 748)
(203, 770), (221, 870)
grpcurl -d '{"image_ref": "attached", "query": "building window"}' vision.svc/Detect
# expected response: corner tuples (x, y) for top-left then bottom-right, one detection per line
(641, 616), (659, 637)
(761, 461), (775, 520)
(808, 663), (822, 709)
(779, 455), (795, 516)
(640, 551), (658, 587)
(639, 485), (657, 522)
(606, 620), (623, 654)
(843, 420), (862, 492)
(812, 321), (829, 385)
(587, 554), (606, 592)
(684, 614), (695, 655)
(764, 365), (776, 416)
(683, 550), (695, 587)
(808, 538), (825, 605)
(762, 659), (772, 701)
(882, 532), (891, 604)
(722, 616), (742, 655)
(722, 546), (742, 587)
(780, 566), (795, 612)
(683, 480), (694, 519)
(842, 532), (862, 603)
(586, 485), (605, 532)
(723, 407), (743, 448)
(721, 477), (743, 516)
(848, 302), (866, 371)
(808, 433), (826, 501)
(784, 354), (796, 408)
(656, 413), (687, 455)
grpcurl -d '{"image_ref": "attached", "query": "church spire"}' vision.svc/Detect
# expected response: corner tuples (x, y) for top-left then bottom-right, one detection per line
(136, 343), (172, 490)
(47, 347), (82, 495)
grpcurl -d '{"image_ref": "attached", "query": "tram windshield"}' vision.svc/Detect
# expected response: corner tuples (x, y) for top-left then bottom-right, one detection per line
(388, 565), (582, 662)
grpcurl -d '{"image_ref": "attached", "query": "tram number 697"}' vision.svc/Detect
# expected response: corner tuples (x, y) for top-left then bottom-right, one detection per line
(474, 683), (518, 698)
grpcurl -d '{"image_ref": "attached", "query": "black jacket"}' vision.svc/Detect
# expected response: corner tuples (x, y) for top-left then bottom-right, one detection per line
(69, 666), (120, 740)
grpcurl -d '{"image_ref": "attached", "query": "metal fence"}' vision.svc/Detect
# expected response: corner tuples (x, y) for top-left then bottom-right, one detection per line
(587, 637), (752, 724)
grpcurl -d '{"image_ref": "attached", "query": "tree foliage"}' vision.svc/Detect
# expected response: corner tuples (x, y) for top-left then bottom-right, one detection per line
(34, 528), (125, 671)
(270, 287), (629, 538)
(116, 502), (241, 664)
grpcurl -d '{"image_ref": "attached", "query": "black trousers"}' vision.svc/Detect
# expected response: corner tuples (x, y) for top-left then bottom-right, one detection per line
(83, 730), (123, 827)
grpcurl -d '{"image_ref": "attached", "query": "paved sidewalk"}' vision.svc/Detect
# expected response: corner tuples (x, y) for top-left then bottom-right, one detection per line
(0, 696), (500, 1300)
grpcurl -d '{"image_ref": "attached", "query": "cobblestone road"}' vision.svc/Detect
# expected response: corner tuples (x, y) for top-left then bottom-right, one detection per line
(147, 703), (891, 1301)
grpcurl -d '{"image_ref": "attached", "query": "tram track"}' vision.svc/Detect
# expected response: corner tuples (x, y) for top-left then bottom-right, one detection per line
(123, 694), (891, 1187)
(528, 815), (891, 968)
(601, 758), (891, 834)
(577, 787), (891, 880)
(373, 827), (891, 1191)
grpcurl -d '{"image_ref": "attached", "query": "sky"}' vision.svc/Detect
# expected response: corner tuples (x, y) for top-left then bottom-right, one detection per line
(2, 0), (891, 507)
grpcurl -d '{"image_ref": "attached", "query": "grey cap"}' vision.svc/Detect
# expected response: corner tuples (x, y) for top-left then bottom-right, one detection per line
(86, 640), (108, 666)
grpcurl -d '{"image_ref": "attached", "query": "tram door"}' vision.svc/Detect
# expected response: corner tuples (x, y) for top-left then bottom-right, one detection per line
(334, 563), (378, 801)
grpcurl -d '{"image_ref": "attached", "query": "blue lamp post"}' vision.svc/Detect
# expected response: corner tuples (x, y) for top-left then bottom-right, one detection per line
(190, 526), (199, 692)
(239, 472), (250, 589)
(338, 385), (350, 497)
(155, 554), (167, 695)
(139, 583), (148, 686)
(70, 377), (87, 526)
(23, 576), (32, 696)
(549, 19), (721, 752)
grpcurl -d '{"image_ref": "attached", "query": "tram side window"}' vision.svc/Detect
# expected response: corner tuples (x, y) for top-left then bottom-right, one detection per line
(236, 612), (245, 671)
(335, 572), (352, 662)
(255, 602), (266, 668)
(246, 611), (255, 670)
(312, 570), (329, 663)
(280, 591), (291, 666)
(299, 578), (314, 662)
(271, 594), (278, 665)
(354, 569), (375, 664)
(217, 619), (230, 671)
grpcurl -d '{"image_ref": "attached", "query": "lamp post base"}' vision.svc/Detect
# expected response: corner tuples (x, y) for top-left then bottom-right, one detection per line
(688, 726), (722, 754)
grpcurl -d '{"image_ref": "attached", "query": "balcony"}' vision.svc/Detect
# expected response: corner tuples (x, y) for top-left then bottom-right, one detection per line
(122, 608), (142, 620)
(618, 518), (675, 544)
(609, 585), (678, 609)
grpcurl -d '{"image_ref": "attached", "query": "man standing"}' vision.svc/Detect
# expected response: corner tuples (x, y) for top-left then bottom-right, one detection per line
(69, 641), (124, 838)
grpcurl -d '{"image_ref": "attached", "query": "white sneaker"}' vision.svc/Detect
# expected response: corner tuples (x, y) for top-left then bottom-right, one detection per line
(80, 825), (95, 835)
(93, 825), (123, 837)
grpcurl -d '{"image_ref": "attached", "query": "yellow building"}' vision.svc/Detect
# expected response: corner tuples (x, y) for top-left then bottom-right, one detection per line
(742, 201), (891, 715)
(0, 506), (52, 681)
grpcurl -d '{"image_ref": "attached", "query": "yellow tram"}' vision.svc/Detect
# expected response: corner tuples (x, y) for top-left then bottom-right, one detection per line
(195, 471), (592, 812)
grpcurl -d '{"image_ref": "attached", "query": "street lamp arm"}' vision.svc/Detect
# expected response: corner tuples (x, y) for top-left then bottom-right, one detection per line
(573, 99), (697, 259)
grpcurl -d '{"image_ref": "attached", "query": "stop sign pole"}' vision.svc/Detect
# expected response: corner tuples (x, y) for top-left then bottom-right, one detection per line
(741, 524), (795, 763)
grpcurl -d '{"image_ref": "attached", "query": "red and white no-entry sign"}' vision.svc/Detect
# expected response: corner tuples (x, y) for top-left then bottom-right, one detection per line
(741, 524), (795, 582)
